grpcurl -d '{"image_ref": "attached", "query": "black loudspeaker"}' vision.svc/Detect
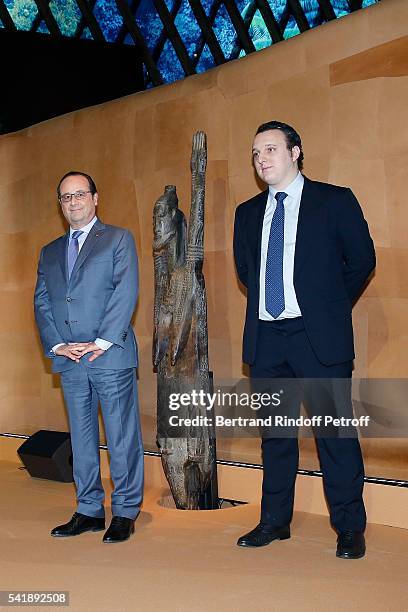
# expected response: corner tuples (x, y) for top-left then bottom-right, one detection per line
(17, 430), (73, 483)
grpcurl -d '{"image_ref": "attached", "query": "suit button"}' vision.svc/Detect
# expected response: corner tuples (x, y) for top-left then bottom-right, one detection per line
(66, 297), (72, 302)
(64, 320), (68, 325)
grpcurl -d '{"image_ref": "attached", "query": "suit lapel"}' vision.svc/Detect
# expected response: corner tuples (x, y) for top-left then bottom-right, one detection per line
(57, 233), (69, 285)
(68, 220), (106, 284)
(252, 190), (268, 288)
(294, 177), (323, 279)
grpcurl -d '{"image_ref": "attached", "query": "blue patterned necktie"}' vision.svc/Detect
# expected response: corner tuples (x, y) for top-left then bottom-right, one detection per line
(67, 230), (83, 279)
(265, 191), (288, 318)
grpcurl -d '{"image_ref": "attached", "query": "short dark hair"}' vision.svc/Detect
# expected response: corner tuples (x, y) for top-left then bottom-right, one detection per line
(57, 171), (97, 198)
(256, 121), (304, 171)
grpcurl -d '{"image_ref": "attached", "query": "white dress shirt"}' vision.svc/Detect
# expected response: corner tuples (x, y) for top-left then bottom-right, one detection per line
(52, 216), (112, 353)
(259, 172), (304, 320)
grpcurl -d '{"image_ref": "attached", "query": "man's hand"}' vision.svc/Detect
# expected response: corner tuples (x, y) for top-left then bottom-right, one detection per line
(55, 342), (106, 362)
(73, 342), (106, 362)
(54, 344), (84, 362)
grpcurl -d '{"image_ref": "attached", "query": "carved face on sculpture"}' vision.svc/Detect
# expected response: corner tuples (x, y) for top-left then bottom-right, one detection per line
(153, 186), (179, 250)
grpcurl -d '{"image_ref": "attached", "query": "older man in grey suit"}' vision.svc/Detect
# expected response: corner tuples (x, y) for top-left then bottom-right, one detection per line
(34, 171), (143, 543)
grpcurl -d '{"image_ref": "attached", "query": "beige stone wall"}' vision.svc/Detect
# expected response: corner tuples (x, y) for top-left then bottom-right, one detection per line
(1, 0), (407, 477)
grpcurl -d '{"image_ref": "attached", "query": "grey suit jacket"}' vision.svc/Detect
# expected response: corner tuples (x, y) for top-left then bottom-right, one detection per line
(34, 219), (139, 372)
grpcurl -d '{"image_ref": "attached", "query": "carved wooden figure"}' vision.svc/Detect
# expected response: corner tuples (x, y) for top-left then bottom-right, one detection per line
(153, 132), (217, 509)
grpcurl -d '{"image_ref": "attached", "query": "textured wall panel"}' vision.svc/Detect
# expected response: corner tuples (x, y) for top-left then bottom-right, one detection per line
(0, 0), (406, 479)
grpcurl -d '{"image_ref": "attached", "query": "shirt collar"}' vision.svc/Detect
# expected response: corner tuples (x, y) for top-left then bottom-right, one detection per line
(268, 172), (304, 200)
(69, 216), (98, 238)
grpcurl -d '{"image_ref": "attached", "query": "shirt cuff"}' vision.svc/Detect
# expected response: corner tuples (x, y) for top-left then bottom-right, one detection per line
(95, 338), (113, 351)
(51, 343), (65, 354)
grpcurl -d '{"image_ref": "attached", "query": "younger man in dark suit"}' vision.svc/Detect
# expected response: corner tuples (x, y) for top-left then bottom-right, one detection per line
(233, 121), (375, 558)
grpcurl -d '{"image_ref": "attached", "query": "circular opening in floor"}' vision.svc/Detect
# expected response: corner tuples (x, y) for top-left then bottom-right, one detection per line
(158, 494), (246, 510)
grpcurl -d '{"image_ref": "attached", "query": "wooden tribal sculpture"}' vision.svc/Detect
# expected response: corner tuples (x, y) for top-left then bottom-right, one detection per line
(153, 131), (218, 509)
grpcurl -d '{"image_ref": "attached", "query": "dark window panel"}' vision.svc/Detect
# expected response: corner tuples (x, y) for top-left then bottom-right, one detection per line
(0, 1), (16, 30)
(157, 37), (185, 82)
(235, 0), (250, 10)
(0, 0), (381, 93)
(200, 0), (215, 17)
(153, 0), (195, 75)
(288, 0), (310, 32)
(49, 0), (82, 37)
(348, 0), (362, 10)
(75, 0), (104, 41)
(188, 0), (225, 66)
(81, 26), (94, 39)
(195, 42), (215, 73)
(222, 0), (256, 58)
(30, 3), (45, 32)
(255, 0), (283, 43)
(284, 14), (301, 38)
(331, 0), (351, 17)
(299, 0), (322, 27)
(212, 2), (240, 60)
(264, 0), (286, 23)
(239, 0), (259, 44)
(33, 0), (61, 35)
(116, 0), (163, 85)
(135, 0), (154, 17)
(163, 0), (176, 10)
(115, 0), (140, 43)
(37, 20), (49, 33)
(124, 32), (135, 44)
(189, 0), (223, 69)
(173, 0), (202, 57)
(143, 63), (155, 88)
(93, 0), (124, 42)
(151, 0), (182, 63)
(315, 0), (337, 22)
(135, 4), (165, 53)
(4, 0), (38, 30)
(249, 9), (272, 51)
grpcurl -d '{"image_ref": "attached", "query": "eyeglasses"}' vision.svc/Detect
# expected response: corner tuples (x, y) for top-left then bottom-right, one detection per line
(59, 190), (92, 204)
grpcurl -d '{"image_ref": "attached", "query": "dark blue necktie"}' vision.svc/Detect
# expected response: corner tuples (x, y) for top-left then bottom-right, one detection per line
(265, 192), (287, 318)
(67, 230), (83, 279)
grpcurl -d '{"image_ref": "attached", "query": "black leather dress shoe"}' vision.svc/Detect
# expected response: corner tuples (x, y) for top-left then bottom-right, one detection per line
(336, 531), (366, 559)
(103, 517), (135, 543)
(51, 512), (105, 537)
(237, 523), (290, 547)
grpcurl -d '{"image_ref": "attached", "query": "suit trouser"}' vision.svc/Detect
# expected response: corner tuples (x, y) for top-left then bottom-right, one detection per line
(250, 318), (366, 534)
(60, 362), (144, 520)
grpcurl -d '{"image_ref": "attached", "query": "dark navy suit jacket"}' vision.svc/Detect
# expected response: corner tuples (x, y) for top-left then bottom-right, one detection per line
(233, 176), (376, 366)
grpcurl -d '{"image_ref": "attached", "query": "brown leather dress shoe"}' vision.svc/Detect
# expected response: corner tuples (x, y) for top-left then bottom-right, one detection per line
(103, 516), (135, 543)
(237, 523), (290, 547)
(51, 512), (105, 537)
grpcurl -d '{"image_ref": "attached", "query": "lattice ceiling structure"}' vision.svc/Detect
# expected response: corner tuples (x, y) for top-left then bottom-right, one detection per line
(0, 0), (379, 87)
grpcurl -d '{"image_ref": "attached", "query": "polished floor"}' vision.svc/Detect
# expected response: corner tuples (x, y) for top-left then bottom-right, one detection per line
(1, 459), (407, 612)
